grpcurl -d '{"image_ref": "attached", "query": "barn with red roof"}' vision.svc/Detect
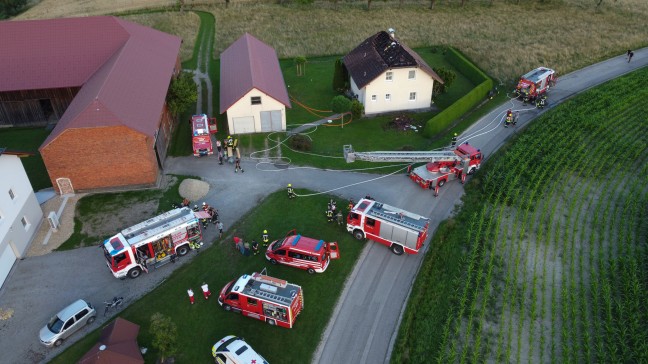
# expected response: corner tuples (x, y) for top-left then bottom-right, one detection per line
(0, 16), (181, 194)
(220, 33), (291, 134)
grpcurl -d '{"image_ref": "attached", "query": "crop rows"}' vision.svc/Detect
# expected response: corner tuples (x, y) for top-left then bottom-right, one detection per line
(395, 66), (648, 364)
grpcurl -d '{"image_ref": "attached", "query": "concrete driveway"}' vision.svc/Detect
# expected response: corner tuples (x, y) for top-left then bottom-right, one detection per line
(0, 49), (645, 364)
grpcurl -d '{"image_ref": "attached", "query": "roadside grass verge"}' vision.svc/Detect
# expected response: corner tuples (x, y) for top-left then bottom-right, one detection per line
(56, 175), (195, 251)
(50, 190), (365, 363)
(0, 127), (51, 190)
(392, 67), (648, 363)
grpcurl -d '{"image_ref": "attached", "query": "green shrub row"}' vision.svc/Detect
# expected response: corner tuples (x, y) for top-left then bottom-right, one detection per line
(424, 48), (493, 138)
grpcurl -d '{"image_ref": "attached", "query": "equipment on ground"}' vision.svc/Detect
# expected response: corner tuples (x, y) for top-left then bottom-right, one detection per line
(266, 229), (340, 274)
(192, 114), (214, 157)
(343, 143), (483, 196)
(217, 272), (304, 328)
(101, 207), (204, 279)
(514, 67), (556, 103)
(347, 198), (430, 255)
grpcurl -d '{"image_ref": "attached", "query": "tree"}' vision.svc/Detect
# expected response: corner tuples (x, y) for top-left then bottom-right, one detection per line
(149, 313), (178, 362)
(166, 71), (197, 117)
(295, 56), (307, 77)
(432, 67), (456, 96)
(331, 95), (352, 115)
(350, 99), (364, 120)
(0, 0), (27, 19)
(332, 58), (347, 93)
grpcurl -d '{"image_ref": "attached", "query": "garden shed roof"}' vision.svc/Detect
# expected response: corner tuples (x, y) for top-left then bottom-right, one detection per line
(343, 31), (443, 89)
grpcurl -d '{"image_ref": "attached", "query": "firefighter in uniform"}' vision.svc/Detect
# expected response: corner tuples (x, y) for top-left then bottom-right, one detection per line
(287, 184), (296, 199)
(504, 109), (513, 128)
(251, 240), (259, 255)
(262, 230), (269, 247)
(451, 132), (458, 147)
(326, 208), (334, 223)
(348, 199), (355, 212)
(336, 211), (344, 225)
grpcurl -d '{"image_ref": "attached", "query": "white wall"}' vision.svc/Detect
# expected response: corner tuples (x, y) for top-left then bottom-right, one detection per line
(0, 154), (43, 260)
(356, 67), (435, 115)
(226, 89), (286, 134)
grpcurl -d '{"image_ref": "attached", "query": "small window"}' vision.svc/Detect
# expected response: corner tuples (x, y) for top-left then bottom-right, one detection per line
(386, 72), (393, 81)
(247, 297), (258, 306)
(21, 216), (29, 229)
(371, 95), (377, 102)
(385, 94), (391, 101)
(215, 354), (227, 364)
(8, 189), (15, 200)
(227, 293), (239, 300)
(75, 309), (89, 321)
(408, 70), (416, 79)
(274, 249), (286, 256)
(62, 319), (74, 331)
(409, 92), (417, 101)
(251, 96), (261, 105)
(235, 346), (249, 355)
(366, 218), (376, 227)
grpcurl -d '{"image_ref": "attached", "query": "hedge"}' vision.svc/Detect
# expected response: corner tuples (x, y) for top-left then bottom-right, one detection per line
(424, 48), (493, 138)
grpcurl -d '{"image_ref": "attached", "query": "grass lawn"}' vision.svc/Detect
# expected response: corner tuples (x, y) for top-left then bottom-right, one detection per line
(0, 127), (52, 191)
(51, 190), (365, 364)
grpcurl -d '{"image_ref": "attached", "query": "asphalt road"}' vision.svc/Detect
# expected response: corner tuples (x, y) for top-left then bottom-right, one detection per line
(0, 49), (645, 364)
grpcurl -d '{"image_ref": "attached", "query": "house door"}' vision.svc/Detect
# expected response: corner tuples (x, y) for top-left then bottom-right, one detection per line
(0, 244), (17, 289)
(232, 117), (255, 134)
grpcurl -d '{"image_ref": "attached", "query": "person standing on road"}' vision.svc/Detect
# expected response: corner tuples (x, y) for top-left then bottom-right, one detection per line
(235, 157), (244, 173)
(187, 288), (195, 305)
(451, 132), (458, 147)
(628, 50), (634, 63)
(201, 283), (211, 299)
(216, 140), (223, 165)
(217, 220), (224, 239)
(287, 184), (296, 199)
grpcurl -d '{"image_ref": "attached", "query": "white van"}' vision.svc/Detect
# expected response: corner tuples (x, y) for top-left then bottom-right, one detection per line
(211, 336), (269, 364)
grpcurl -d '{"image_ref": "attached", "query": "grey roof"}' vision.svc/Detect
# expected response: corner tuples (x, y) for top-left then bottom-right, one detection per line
(219, 33), (291, 114)
(343, 31), (443, 89)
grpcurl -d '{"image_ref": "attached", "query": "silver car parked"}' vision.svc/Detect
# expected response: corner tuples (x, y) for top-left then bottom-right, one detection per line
(39, 299), (96, 347)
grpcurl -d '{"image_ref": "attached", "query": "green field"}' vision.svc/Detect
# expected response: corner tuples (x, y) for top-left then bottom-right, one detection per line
(393, 67), (648, 363)
(51, 190), (365, 364)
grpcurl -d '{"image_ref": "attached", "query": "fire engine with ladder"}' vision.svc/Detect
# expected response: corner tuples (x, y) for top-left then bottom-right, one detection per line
(218, 272), (304, 328)
(344, 143), (483, 197)
(514, 67), (557, 103)
(347, 198), (430, 255)
(101, 207), (203, 279)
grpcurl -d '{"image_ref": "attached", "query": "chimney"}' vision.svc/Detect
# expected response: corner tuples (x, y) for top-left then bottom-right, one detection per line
(387, 28), (395, 39)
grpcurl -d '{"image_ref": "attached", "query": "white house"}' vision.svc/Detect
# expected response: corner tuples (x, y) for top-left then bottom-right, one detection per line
(220, 33), (291, 134)
(0, 148), (43, 288)
(343, 29), (444, 116)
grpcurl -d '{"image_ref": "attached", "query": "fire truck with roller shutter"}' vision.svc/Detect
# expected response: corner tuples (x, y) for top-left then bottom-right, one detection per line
(217, 272), (304, 328)
(514, 67), (556, 103)
(344, 143), (483, 197)
(101, 207), (203, 279)
(347, 198), (429, 255)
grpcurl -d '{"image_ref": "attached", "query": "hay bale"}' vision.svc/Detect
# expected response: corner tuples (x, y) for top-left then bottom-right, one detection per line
(179, 178), (210, 202)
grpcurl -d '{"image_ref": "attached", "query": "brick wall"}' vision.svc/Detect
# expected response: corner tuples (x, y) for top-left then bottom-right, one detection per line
(41, 126), (159, 193)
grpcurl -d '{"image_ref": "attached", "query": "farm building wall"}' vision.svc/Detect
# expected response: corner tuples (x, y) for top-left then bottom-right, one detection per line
(0, 87), (80, 127)
(41, 126), (159, 194)
(226, 88), (286, 134)
(356, 67), (434, 115)
(154, 104), (175, 167)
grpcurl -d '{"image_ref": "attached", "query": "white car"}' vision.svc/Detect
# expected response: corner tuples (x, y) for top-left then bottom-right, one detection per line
(212, 336), (269, 364)
(39, 299), (96, 347)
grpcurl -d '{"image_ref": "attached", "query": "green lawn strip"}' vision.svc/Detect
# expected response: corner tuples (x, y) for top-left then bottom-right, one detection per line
(51, 190), (364, 363)
(0, 127), (52, 190)
(392, 66), (648, 362)
(55, 175), (196, 251)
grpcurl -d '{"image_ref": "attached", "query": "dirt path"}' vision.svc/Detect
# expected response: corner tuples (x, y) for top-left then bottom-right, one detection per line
(190, 12), (214, 116)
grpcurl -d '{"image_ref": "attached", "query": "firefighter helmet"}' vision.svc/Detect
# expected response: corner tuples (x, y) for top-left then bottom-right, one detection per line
(263, 230), (267, 234)
(288, 183), (292, 187)
(202, 202), (206, 206)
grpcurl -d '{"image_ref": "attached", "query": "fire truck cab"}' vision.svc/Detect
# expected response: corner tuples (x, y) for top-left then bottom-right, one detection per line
(347, 199), (429, 255)
(515, 67), (556, 102)
(266, 229), (340, 274)
(409, 143), (482, 196)
(218, 272), (304, 328)
(211, 336), (268, 364)
(101, 207), (203, 279)
(191, 114), (214, 157)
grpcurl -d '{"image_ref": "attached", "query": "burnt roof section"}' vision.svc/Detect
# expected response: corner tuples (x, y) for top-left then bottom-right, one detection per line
(343, 31), (443, 89)
(0, 17), (181, 150)
(0, 148), (34, 157)
(220, 33), (291, 114)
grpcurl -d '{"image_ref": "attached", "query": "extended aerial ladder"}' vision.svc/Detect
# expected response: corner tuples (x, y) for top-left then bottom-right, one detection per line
(343, 145), (461, 163)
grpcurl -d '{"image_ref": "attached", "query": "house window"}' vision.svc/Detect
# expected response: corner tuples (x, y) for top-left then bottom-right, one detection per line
(8, 188), (15, 200)
(409, 92), (417, 101)
(408, 70), (416, 79)
(385, 94), (391, 101)
(371, 95), (377, 102)
(251, 96), (262, 105)
(386, 72), (393, 81)
(21, 216), (30, 230)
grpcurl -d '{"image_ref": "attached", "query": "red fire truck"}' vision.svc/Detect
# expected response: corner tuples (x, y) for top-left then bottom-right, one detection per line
(101, 207), (203, 279)
(344, 143), (483, 196)
(266, 229), (340, 274)
(514, 67), (556, 103)
(347, 198), (430, 255)
(218, 272), (304, 328)
(191, 114), (214, 157)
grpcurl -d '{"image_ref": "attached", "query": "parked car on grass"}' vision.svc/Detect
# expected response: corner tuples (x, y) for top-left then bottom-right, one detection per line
(39, 299), (96, 347)
(212, 335), (269, 364)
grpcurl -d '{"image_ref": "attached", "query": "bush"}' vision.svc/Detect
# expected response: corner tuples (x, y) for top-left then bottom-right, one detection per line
(433, 67), (457, 96)
(331, 95), (352, 114)
(290, 134), (312, 151)
(350, 99), (363, 119)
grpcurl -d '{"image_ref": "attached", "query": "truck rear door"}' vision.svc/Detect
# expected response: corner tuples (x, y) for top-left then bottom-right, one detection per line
(328, 242), (340, 259)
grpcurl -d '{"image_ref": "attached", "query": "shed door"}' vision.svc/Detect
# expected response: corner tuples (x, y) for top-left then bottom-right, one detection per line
(0, 244), (17, 289)
(270, 110), (282, 131)
(260, 111), (272, 132)
(232, 117), (255, 134)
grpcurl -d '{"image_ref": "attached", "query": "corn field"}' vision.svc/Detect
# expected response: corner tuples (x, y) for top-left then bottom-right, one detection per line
(394, 67), (648, 363)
